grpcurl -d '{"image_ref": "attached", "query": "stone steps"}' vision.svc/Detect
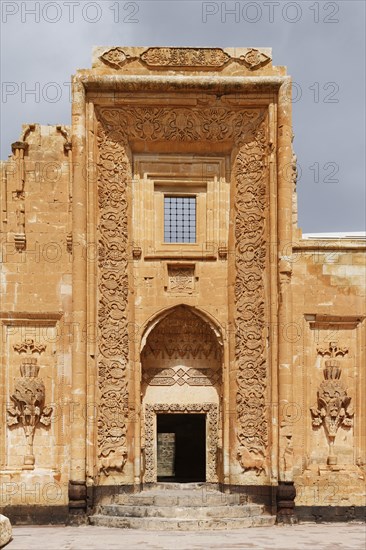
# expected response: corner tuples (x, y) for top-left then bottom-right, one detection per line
(99, 503), (264, 519)
(115, 491), (245, 507)
(89, 484), (276, 530)
(89, 514), (276, 530)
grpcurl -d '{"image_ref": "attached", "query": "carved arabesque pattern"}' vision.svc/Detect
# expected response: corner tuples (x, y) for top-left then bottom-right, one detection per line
(96, 125), (130, 473)
(98, 107), (264, 145)
(96, 104), (268, 476)
(234, 120), (269, 471)
(144, 404), (219, 483)
(141, 306), (221, 362)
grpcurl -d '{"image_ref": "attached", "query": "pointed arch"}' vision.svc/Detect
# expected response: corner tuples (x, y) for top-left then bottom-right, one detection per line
(139, 304), (224, 353)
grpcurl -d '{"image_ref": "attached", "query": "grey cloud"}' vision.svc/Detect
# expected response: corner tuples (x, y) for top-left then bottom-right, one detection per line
(1, 0), (364, 231)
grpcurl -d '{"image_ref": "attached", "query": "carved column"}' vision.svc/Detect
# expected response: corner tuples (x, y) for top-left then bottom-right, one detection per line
(69, 76), (88, 513)
(276, 78), (297, 523)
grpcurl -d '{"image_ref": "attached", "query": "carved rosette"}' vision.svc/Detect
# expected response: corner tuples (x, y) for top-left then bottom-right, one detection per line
(234, 119), (269, 473)
(96, 105), (268, 478)
(96, 124), (130, 474)
(240, 48), (271, 70)
(144, 404), (219, 483)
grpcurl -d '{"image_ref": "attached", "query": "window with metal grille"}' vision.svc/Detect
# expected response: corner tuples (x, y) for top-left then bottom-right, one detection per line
(164, 196), (196, 243)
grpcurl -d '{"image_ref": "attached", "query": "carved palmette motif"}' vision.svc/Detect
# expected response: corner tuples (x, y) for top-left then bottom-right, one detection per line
(7, 356), (52, 469)
(96, 105), (268, 475)
(310, 342), (353, 465)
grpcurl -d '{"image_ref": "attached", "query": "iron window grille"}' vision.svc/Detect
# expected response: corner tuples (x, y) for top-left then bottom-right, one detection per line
(164, 196), (196, 243)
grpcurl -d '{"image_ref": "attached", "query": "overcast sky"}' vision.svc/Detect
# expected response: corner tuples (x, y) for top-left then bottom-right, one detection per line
(1, 0), (365, 232)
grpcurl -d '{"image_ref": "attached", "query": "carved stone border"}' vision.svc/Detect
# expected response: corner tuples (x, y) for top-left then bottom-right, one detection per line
(98, 47), (271, 71)
(143, 403), (219, 483)
(96, 104), (268, 474)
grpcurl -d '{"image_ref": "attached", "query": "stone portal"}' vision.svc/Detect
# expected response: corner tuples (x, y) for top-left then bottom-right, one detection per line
(1, 46), (365, 525)
(141, 306), (222, 483)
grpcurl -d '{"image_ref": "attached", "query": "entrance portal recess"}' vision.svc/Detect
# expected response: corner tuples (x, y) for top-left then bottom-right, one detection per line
(144, 403), (219, 483)
(157, 414), (206, 482)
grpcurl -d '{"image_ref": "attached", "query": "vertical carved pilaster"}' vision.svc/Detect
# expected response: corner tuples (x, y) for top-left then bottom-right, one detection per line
(234, 116), (269, 476)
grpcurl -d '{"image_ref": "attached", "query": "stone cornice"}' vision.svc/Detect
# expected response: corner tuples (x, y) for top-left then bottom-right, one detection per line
(74, 74), (287, 95)
(293, 240), (366, 251)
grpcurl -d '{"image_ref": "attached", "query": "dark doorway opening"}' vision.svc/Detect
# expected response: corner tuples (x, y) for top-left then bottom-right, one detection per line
(157, 414), (206, 482)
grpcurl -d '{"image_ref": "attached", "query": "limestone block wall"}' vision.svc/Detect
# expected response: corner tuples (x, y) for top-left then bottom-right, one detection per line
(0, 124), (72, 510)
(291, 239), (366, 509)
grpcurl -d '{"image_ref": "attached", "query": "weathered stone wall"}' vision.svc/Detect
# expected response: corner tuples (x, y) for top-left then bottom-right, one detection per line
(291, 240), (366, 509)
(0, 124), (72, 510)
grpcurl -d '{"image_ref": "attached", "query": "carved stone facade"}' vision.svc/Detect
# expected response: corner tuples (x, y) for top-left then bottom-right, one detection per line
(0, 47), (365, 523)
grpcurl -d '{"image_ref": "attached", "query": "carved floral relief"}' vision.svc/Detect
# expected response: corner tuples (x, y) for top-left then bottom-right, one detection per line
(7, 339), (53, 469)
(96, 125), (130, 476)
(234, 118), (268, 475)
(310, 342), (353, 465)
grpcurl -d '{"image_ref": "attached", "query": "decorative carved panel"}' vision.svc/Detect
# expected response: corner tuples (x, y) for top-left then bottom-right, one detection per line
(168, 265), (195, 293)
(140, 47), (230, 68)
(7, 340), (52, 469)
(96, 104), (268, 474)
(144, 403), (219, 483)
(310, 342), (353, 465)
(143, 367), (220, 387)
(98, 47), (272, 72)
(142, 306), (221, 363)
(100, 47), (127, 69)
(233, 117), (269, 470)
(97, 107), (264, 145)
(96, 124), (130, 474)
